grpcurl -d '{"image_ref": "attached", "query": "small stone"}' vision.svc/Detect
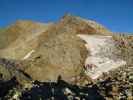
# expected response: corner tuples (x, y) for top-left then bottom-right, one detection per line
(67, 95), (73, 100)
(74, 96), (80, 100)
(129, 72), (133, 82)
(63, 88), (73, 95)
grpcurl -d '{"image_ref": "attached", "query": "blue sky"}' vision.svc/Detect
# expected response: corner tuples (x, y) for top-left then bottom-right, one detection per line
(0, 0), (133, 33)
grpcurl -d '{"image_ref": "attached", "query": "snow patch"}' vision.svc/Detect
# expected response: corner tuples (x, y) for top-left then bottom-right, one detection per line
(22, 50), (35, 60)
(77, 34), (126, 79)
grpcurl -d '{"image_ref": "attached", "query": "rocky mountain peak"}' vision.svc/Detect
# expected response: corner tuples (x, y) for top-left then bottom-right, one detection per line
(0, 15), (132, 86)
(59, 14), (111, 35)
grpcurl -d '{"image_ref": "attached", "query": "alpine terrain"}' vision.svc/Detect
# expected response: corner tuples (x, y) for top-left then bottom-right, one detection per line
(0, 15), (133, 100)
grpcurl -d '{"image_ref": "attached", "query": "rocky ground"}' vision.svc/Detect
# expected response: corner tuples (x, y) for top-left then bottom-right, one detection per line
(0, 70), (133, 100)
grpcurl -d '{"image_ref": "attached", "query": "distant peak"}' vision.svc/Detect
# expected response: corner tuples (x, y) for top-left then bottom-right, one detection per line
(62, 13), (76, 19)
(60, 14), (111, 34)
(15, 20), (36, 26)
(61, 14), (80, 22)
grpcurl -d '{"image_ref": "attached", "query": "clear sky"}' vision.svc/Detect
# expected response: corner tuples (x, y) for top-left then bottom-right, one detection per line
(0, 0), (133, 33)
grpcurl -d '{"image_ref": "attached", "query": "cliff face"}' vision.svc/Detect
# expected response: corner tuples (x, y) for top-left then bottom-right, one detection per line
(0, 15), (132, 84)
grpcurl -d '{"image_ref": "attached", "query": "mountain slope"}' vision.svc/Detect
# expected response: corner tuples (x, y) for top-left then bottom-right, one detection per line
(0, 20), (52, 59)
(0, 15), (132, 84)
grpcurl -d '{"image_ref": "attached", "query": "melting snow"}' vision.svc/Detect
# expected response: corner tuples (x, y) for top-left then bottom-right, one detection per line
(77, 34), (126, 79)
(23, 50), (35, 60)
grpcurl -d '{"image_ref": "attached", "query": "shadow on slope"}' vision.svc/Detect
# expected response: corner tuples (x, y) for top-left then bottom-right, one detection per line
(0, 77), (19, 98)
(21, 76), (105, 100)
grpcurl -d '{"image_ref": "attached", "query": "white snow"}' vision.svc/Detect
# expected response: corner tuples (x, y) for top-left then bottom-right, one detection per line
(77, 34), (126, 79)
(22, 50), (35, 60)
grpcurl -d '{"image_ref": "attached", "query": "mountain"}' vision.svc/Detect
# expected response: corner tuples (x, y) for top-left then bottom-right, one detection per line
(0, 14), (133, 99)
(0, 15), (132, 84)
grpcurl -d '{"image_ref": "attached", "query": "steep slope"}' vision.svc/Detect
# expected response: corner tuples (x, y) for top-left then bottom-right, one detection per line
(58, 14), (111, 35)
(0, 20), (50, 49)
(0, 20), (51, 59)
(70, 15), (111, 34)
(0, 27), (19, 49)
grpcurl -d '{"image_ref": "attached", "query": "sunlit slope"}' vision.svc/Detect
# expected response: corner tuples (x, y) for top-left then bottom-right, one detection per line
(0, 20), (51, 59)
